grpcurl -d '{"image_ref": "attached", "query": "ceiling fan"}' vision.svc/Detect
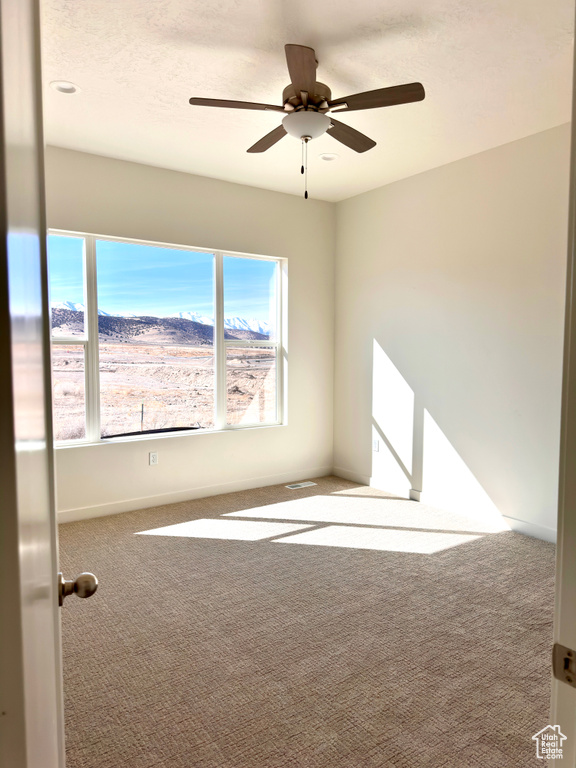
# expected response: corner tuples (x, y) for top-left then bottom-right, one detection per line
(189, 44), (425, 154)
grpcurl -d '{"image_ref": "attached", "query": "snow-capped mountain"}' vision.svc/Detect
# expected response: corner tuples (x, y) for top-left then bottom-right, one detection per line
(52, 302), (272, 337)
(224, 317), (271, 337)
(51, 302), (155, 318)
(51, 301), (111, 317)
(51, 300), (85, 313)
(170, 312), (271, 336)
(170, 311), (214, 325)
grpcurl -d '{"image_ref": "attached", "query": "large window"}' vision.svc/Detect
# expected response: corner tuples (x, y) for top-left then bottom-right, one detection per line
(48, 232), (284, 443)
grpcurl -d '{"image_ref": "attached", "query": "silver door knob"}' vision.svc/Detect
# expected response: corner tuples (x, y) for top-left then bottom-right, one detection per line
(58, 572), (98, 606)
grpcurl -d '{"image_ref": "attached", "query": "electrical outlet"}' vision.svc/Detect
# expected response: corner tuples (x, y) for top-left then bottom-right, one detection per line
(373, 439), (379, 452)
(149, 452), (158, 466)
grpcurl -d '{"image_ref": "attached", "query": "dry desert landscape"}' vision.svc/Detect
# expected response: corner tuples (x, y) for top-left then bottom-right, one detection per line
(51, 309), (276, 440)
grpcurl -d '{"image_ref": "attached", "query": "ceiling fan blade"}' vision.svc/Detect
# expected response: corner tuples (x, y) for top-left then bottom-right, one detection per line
(284, 44), (317, 96)
(189, 97), (285, 112)
(330, 82), (425, 113)
(247, 124), (287, 153)
(327, 118), (376, 153)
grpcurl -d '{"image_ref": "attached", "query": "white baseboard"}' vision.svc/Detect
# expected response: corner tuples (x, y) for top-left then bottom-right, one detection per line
(332, 466), (371, 485)
(57, 465), (333, 523)
(502, 515), (557, 544)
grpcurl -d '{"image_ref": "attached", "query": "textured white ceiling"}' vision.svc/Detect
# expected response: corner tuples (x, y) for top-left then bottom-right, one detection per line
(41, 0), (574, 202)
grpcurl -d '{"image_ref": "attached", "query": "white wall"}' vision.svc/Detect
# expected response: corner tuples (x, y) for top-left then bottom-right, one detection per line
(47, 127), (571, 539)
(334, 125), (571, 542)
(45, 148), (335, 520)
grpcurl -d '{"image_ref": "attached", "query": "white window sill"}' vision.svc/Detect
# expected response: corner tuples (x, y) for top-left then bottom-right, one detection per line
(54, 422), (286, 449)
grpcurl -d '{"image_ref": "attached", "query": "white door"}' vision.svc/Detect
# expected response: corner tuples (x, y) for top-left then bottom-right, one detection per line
(2, 1), (576, 767)
(0, 0), (65, 766)
(550, 30), (576, 762)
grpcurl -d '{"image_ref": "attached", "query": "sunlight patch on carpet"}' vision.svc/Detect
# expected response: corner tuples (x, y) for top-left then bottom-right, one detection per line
(136, 519), (313, 541)
(224, 495), (507, 534)
(273, 525), (482, 554)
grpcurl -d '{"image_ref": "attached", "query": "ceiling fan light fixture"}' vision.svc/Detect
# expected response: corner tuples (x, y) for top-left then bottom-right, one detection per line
(282, 111), (331, 140)
(50, 80), (79, 94)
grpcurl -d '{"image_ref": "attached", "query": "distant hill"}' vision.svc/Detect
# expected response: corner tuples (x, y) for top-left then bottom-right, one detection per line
(51, 303), (273, 336)
(50, 308), (269, 344)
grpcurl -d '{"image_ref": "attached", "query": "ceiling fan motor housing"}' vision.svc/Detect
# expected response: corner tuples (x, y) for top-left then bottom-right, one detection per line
(282, 82), (332, 111)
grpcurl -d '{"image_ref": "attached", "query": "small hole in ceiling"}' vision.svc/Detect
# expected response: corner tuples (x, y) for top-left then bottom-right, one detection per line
(319, 153), (339, 162)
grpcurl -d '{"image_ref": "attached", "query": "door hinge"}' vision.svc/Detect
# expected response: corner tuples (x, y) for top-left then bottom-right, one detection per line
(553, 643), (576, 688)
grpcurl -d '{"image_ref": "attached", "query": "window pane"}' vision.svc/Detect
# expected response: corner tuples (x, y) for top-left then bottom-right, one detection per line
(99, 344), (215, 437)
(223, 256), (278, 341)
(48, 235), (85, 337)
(96, 240), (215, 437)
(52, 345), (86, 441)
(226, 346), (277, 425)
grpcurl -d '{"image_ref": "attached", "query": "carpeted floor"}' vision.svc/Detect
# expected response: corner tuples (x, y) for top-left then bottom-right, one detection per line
(58, 476), (555, 768)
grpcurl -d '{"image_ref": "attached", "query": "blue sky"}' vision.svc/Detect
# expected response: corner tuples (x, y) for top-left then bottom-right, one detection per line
(48, 235), (277, 320)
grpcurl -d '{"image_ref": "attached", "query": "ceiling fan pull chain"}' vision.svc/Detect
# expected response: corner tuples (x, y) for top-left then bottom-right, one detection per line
(303, 136), (309, 200)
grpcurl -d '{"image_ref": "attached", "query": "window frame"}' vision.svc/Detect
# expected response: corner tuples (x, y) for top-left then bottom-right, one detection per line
(48, 229), (285, 445)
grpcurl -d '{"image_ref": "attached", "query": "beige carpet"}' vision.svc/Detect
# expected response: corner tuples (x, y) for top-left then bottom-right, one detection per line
(58, 476), (555, 768)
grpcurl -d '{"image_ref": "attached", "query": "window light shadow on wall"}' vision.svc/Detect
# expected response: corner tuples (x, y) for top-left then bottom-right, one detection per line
(422, 409), (505, 525)
(371, 339), (509, 532)
(372, 340), (414, 498)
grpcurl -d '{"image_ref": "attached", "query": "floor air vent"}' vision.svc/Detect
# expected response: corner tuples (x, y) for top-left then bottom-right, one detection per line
(286, 481), (317, 489)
